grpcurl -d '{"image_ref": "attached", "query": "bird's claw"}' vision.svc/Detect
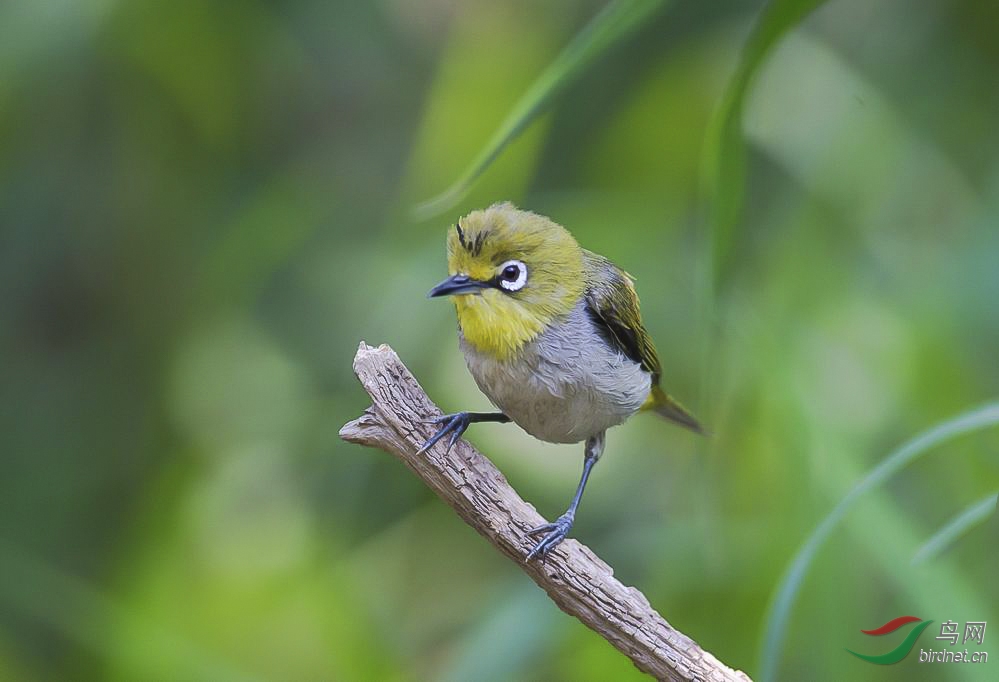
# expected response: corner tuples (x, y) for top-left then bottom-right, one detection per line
(417, 412), (473, 456)
(525, 512), (575, 561)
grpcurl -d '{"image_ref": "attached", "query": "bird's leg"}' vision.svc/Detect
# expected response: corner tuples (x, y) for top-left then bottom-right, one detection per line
(417, 411), (510, 456)
(526, 431), (606, 561)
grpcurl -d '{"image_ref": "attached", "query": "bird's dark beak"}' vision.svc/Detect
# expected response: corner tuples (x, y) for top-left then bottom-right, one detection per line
(427, 274), (489, 298)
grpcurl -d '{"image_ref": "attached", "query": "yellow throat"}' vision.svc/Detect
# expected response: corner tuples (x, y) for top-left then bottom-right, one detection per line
(444, 203), (586, 360)
(454, 290), (547, 359)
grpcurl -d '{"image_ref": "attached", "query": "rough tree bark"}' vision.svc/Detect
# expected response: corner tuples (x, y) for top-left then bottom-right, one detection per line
(339, 342), (752, 682)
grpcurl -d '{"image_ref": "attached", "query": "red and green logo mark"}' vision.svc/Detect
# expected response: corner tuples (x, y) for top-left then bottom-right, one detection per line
(847, 616), (934, 664)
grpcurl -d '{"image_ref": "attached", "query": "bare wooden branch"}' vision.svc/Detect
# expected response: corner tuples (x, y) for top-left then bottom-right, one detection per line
(340, 342), (751, 682)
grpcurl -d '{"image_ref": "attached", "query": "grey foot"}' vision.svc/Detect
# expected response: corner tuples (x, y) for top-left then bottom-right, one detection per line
(525, 512), (574, 561)
(417, 412), (473, 456)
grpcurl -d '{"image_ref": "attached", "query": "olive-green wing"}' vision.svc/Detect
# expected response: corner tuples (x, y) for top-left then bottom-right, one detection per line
(583, 251), (704, 434)
(582, 252), (662, 383)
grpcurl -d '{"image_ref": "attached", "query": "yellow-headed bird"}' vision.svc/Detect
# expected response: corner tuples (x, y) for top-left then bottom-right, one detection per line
(423, 202), (703, 560)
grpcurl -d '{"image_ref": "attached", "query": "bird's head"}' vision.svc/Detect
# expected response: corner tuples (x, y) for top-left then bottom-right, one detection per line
(428, 202), (586, 359)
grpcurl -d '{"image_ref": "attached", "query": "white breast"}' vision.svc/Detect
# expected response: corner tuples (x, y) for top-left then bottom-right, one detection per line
(460, 300), (652, 444)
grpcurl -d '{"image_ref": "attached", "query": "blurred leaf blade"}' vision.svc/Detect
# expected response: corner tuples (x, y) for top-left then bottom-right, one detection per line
(701, 0), (827, 286)
(911, 491), (999, 567)
(758, 401), (999, 682)
(412, 0), (669, 221)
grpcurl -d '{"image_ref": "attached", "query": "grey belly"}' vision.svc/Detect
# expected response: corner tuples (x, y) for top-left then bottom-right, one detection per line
(460, 302), (651, 444)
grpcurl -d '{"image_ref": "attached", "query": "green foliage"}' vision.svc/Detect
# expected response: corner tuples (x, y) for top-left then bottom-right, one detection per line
(413, 0), (669, 220)
(701, 0), (827, 287)
(1, 1), (998, 680)
(911, 492), (999, 567)
(759, 403), (999, 681)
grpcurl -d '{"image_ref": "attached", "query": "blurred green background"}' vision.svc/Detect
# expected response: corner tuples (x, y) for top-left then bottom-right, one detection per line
(1, 0), (997, 680)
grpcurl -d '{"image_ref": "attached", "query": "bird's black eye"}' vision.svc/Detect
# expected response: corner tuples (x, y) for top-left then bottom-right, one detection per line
(497, 260), (527, 292)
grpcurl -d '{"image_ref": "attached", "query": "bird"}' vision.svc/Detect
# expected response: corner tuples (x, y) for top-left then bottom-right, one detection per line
(421, 202), (703, 560)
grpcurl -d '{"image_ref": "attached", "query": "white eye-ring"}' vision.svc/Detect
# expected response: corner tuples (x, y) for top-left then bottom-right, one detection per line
(497, 259), (528, 291)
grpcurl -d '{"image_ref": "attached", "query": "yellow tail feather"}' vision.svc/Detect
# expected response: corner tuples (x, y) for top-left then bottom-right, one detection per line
(643, 386), (705, 434)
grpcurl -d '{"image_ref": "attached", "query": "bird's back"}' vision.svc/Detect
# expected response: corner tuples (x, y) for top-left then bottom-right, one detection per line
(582, 250), (704, 434)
